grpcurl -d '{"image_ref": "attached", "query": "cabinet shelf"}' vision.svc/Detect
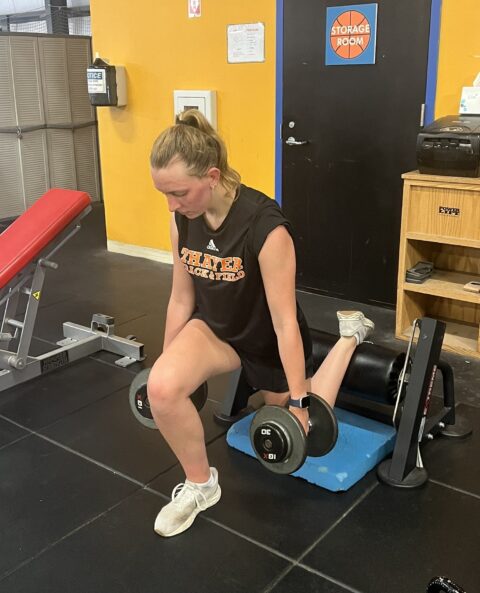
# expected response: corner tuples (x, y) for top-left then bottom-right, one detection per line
(399, 319), (480, 360)
(397, 172), (480, 359)
(403, 270), (480, 304)
(406, 232), (480, 249)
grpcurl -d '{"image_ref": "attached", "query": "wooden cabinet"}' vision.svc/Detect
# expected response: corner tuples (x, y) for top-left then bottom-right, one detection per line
(396, 171), (480, 359)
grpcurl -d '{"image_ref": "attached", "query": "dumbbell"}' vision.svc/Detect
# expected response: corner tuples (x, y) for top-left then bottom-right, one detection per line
(129, 368), (208, 429)
(427, 577), (466, 593)
(250, 393), (338, 474)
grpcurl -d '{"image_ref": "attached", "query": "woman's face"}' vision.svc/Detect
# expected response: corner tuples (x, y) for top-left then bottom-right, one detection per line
(151, 160), (217, 218)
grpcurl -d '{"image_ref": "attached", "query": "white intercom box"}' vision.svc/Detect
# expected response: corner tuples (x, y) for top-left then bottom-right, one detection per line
(173, 90), (217, 128)
(87, 56), (127, 107)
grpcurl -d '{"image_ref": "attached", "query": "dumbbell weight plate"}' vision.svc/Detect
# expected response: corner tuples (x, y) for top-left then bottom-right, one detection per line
(307, 394), (338, 457)
(250, 405), (307, 474)
(129, 369), (209, 430)
(129, 368), (156, 429)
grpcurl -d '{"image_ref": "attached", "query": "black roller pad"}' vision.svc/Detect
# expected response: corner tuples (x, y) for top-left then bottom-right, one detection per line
(310, 329), (406, 405)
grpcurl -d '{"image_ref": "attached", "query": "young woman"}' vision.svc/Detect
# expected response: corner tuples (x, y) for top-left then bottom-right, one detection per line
(147, 109), (374, 537)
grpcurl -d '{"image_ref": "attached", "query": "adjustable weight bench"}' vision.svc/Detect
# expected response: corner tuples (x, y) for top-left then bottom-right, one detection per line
(0, 188), (145, 392)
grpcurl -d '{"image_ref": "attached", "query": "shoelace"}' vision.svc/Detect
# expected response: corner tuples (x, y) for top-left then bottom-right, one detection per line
(171, 482), (209, 511)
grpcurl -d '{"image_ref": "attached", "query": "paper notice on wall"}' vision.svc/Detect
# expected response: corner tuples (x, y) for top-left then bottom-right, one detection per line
(459, 87), (480, 115)
(227, 23), (265, 63)
(188, 0), (201, 18)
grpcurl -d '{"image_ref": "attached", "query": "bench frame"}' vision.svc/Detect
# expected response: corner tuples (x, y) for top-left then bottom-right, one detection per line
(0, 205), (144, 393)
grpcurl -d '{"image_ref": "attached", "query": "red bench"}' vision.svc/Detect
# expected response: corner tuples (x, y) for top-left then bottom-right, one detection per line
(0, 189), (91, 291)
(0, 189), (144, 392)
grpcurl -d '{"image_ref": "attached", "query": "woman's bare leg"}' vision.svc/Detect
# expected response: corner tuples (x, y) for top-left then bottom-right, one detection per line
(309, 336), (356, 407)
(260, 337), (355, 432)
(147, 319), (240, 483)
(263, 310), (375, 410)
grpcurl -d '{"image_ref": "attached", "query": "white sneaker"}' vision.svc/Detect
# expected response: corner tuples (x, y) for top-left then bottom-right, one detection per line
(154, 468), (221, 537)
(337, 311), (375, 345)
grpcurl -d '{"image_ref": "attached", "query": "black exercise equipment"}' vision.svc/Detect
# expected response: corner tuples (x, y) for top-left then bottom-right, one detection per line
(427, 577), (467, 593)
(310, 328), (408, 406)
(217, 317), (472, 485)
(214, 330), (408, 428)
(377, 318), (471, 487)
(129, 367), (208, 429)
(250, 393), (338, 474)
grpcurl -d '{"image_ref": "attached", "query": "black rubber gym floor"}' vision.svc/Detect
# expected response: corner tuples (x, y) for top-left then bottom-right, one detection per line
(0, 204), (479, 593)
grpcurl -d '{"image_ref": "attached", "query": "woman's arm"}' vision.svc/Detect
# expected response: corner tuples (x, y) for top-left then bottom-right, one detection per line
(163, 215), (196, 350)
(258, 225), (309, 404)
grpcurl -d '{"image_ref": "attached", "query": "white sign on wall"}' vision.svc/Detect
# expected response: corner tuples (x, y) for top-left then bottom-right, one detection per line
(459, 87), (480, 115)
(227, 23), (265, 63)
(188, 0), (201, 18)
(87, 69), (106, 94)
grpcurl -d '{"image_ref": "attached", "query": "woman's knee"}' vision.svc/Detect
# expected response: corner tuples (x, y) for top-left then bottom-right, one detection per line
(147, 364), (187, 414)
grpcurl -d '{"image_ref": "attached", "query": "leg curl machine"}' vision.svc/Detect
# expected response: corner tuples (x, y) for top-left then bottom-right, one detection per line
(0, 189), (145, 392)
(217, 318), (472, 488)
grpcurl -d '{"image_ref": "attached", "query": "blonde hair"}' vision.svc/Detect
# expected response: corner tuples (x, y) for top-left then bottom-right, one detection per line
(150, 109), (241, 194)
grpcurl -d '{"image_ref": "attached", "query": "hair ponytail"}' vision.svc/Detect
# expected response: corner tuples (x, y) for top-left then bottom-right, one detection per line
(150, 109), (241, 193)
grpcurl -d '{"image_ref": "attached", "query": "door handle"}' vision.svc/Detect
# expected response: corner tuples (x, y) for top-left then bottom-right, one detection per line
(285, 136), (308, 146)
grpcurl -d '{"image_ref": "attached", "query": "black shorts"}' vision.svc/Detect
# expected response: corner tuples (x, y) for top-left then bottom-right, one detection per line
(237, 321), (314, 393)
(190, 310), (313, 393)
(240, 352), (314, 394)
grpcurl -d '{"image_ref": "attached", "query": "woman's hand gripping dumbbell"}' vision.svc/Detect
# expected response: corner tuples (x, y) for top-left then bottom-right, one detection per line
(250, 392), (338, 474)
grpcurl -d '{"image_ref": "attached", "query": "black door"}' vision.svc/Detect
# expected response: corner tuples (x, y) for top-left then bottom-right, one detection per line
(282, 0), (432, 306)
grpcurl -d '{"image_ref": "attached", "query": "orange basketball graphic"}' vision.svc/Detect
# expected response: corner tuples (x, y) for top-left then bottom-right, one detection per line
(330, 10), (371, 59)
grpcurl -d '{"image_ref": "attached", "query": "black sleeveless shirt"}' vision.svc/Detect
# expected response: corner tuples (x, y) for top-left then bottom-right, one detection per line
(175, 184), (311, 366)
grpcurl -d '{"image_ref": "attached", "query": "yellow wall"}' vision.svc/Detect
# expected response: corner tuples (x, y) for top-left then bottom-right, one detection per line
(435, 0), (480, 118)
(90, 0), (480, 253)
(89, 0), (276, 252)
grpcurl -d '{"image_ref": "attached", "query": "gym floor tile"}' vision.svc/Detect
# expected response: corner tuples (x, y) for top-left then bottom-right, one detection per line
(31, 296), (147, 342)
(443, 357), (480, 408)
(0, 417), (28, 448)
(269, 566), (351, 593)
(0, 434), (138, 578)
(2, 336), (60, 359)
(99, 312), (167, 364)
(10, 287), (74, 317)
(53, 270), (170, 316)
(48, 248), (172, 312)
(301, 481), (480, 593)
(41, 395), (227, 485)
(0, 358), (132, 430)
(149, 436), (378, 559)
(422, 403), (480, 496)
(0, 489), (290, 593)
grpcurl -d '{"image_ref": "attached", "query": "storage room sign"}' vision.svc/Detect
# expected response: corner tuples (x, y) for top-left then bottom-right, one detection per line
(325, 3), (378, 66)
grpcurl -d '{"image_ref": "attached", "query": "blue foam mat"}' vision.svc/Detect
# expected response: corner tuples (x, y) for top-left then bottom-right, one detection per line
(226, 408), (396, 492)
